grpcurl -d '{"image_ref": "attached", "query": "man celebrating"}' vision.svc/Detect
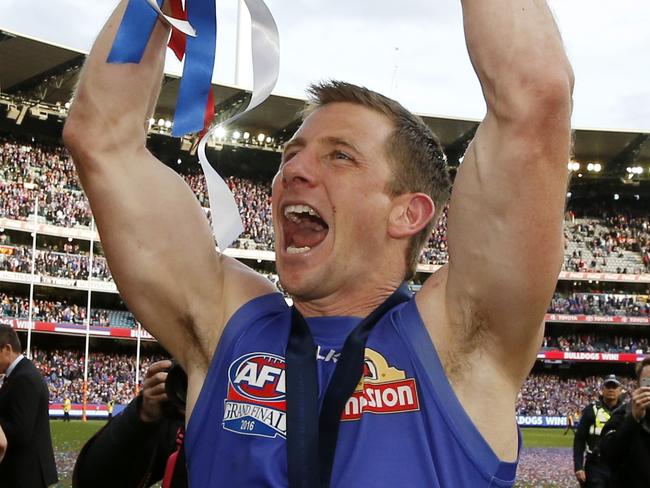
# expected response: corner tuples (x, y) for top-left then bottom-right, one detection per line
(64, 0), (573, 486)
(573, 375), (625, 487)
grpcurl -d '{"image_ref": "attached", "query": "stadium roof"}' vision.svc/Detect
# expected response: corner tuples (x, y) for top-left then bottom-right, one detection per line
(1, 29), (650, 179)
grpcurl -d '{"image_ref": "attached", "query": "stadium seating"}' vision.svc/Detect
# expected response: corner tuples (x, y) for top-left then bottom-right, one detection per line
(4, 135), (648, 271)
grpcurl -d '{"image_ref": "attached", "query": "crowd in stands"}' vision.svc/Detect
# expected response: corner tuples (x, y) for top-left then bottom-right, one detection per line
(1, 293), (114, 327)
(1, 286), (649, 330)
(516, 374), (637, 417)
(2, 135), (650, 271)
(564, 209), (650, 274)
(29, 347), (165, 405)
(0, 138), (92, 226)
(0, 244), (112, 281)
(549, 292), (650, 317)
(542, 334), (650, 354)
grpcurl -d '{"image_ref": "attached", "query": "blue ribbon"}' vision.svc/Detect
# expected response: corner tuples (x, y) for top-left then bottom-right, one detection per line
(107, 0), (162, 63)
(108, 0), (215, 137)
(172, 0), (217, 136)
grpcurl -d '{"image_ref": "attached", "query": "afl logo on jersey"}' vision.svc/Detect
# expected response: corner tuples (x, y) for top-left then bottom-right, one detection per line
(228, 352), (286, 402)
(223, 353), (288, 439)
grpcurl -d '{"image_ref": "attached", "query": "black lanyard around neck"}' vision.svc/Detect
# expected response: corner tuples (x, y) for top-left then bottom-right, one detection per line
(285, 284), (411, 488)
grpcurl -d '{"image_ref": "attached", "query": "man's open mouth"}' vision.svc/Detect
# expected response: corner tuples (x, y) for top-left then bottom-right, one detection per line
(282, 204), (329, 254)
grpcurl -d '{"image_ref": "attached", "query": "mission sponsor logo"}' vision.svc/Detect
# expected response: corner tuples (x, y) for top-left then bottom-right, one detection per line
(222, 349), (420, 439)
(342, 348), (420, 420)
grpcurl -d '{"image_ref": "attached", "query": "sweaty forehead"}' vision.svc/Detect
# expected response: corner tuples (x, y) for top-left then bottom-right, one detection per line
(291, 102), (394, 154)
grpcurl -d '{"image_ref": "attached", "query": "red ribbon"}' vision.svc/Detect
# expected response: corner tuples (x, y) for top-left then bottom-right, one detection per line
(167, 0), (214, 134)
(167, 0), (187, 61)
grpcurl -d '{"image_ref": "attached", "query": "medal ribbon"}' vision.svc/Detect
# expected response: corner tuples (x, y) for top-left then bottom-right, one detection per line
(107, 0), (279, 250)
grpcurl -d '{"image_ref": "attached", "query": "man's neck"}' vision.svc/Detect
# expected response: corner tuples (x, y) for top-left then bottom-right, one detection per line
(5, 353), (23, 377)
(294, 280), (403, 318)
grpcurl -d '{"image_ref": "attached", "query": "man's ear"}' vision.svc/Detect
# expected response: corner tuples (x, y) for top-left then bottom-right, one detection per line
(387, 193), (435, 239)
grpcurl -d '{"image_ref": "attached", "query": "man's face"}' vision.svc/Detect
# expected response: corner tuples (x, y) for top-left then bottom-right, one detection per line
(0, 345), (12, 374)
(601, 382), (622, 403)
(272, 102), (396, 301)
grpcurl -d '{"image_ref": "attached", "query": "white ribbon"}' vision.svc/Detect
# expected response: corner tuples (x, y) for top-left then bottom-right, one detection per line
(146, 0), (197, 37)
(147, 0), (280, 250)
(197, 0), (280, 250)
(146, 0), (280, 250)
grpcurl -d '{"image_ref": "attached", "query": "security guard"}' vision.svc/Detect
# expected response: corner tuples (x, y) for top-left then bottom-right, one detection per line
(573, 374), (624, 488)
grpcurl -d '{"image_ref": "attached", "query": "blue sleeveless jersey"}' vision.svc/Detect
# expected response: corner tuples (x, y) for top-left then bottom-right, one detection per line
(185, 293), (520, 487)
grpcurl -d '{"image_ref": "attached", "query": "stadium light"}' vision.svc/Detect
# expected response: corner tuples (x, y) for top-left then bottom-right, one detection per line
(233, 131), (241, 140)
(243, 132), (250, 140)
(177, 158), (182, 165)
(148, 118), (155, 126)
(614, 194), (619, 200)
(265, 136), (272, 144)
(593, 163), (602, 172)
(157, 118), (165, 127)
(164, 120), (172, 129)
(215, 126), (227, 139)
(257, 133), (266, 143)
(566, 192), (572, 198)
(64, 102), (71, 110)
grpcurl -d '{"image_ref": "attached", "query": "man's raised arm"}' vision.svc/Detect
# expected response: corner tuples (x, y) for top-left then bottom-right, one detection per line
(63, 1), (275, 372)
(419, 0), (574, 384)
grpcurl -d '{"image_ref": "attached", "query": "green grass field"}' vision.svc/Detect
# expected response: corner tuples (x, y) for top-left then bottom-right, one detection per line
(49, 422), (573, 487)
(521, 427), (574, 448)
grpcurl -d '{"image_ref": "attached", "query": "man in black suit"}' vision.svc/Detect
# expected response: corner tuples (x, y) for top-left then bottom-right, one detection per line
(0, 325), (58, 487)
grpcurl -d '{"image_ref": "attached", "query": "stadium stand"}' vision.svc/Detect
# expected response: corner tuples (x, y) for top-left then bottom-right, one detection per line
(30, 347), (166, 405)
(6, 134), (649, 271)
(516, 373), (637, 417)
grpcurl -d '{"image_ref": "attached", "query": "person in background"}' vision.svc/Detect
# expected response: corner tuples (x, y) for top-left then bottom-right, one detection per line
(63, 395), (72, 422)
(73, 359), (187, 488)
(600, 356), (650, 488)
(574, 374), (625, 487)
(0, 324), (58, 487)
(106, 398), (114, 419)
(564, 409), (580, 436)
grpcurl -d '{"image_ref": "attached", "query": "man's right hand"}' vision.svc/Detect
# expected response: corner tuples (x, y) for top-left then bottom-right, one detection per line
(575, 469), (586, 483)
(631, 386), (650, 422)
(139, 360), (173, 423)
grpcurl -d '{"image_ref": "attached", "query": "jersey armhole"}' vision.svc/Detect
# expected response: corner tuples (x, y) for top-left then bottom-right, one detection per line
(185, 292), (288, 444)
(394, 298), (520, 485)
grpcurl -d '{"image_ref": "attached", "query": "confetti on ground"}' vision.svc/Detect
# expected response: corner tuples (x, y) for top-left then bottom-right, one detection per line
(515, 448), (577, 487)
